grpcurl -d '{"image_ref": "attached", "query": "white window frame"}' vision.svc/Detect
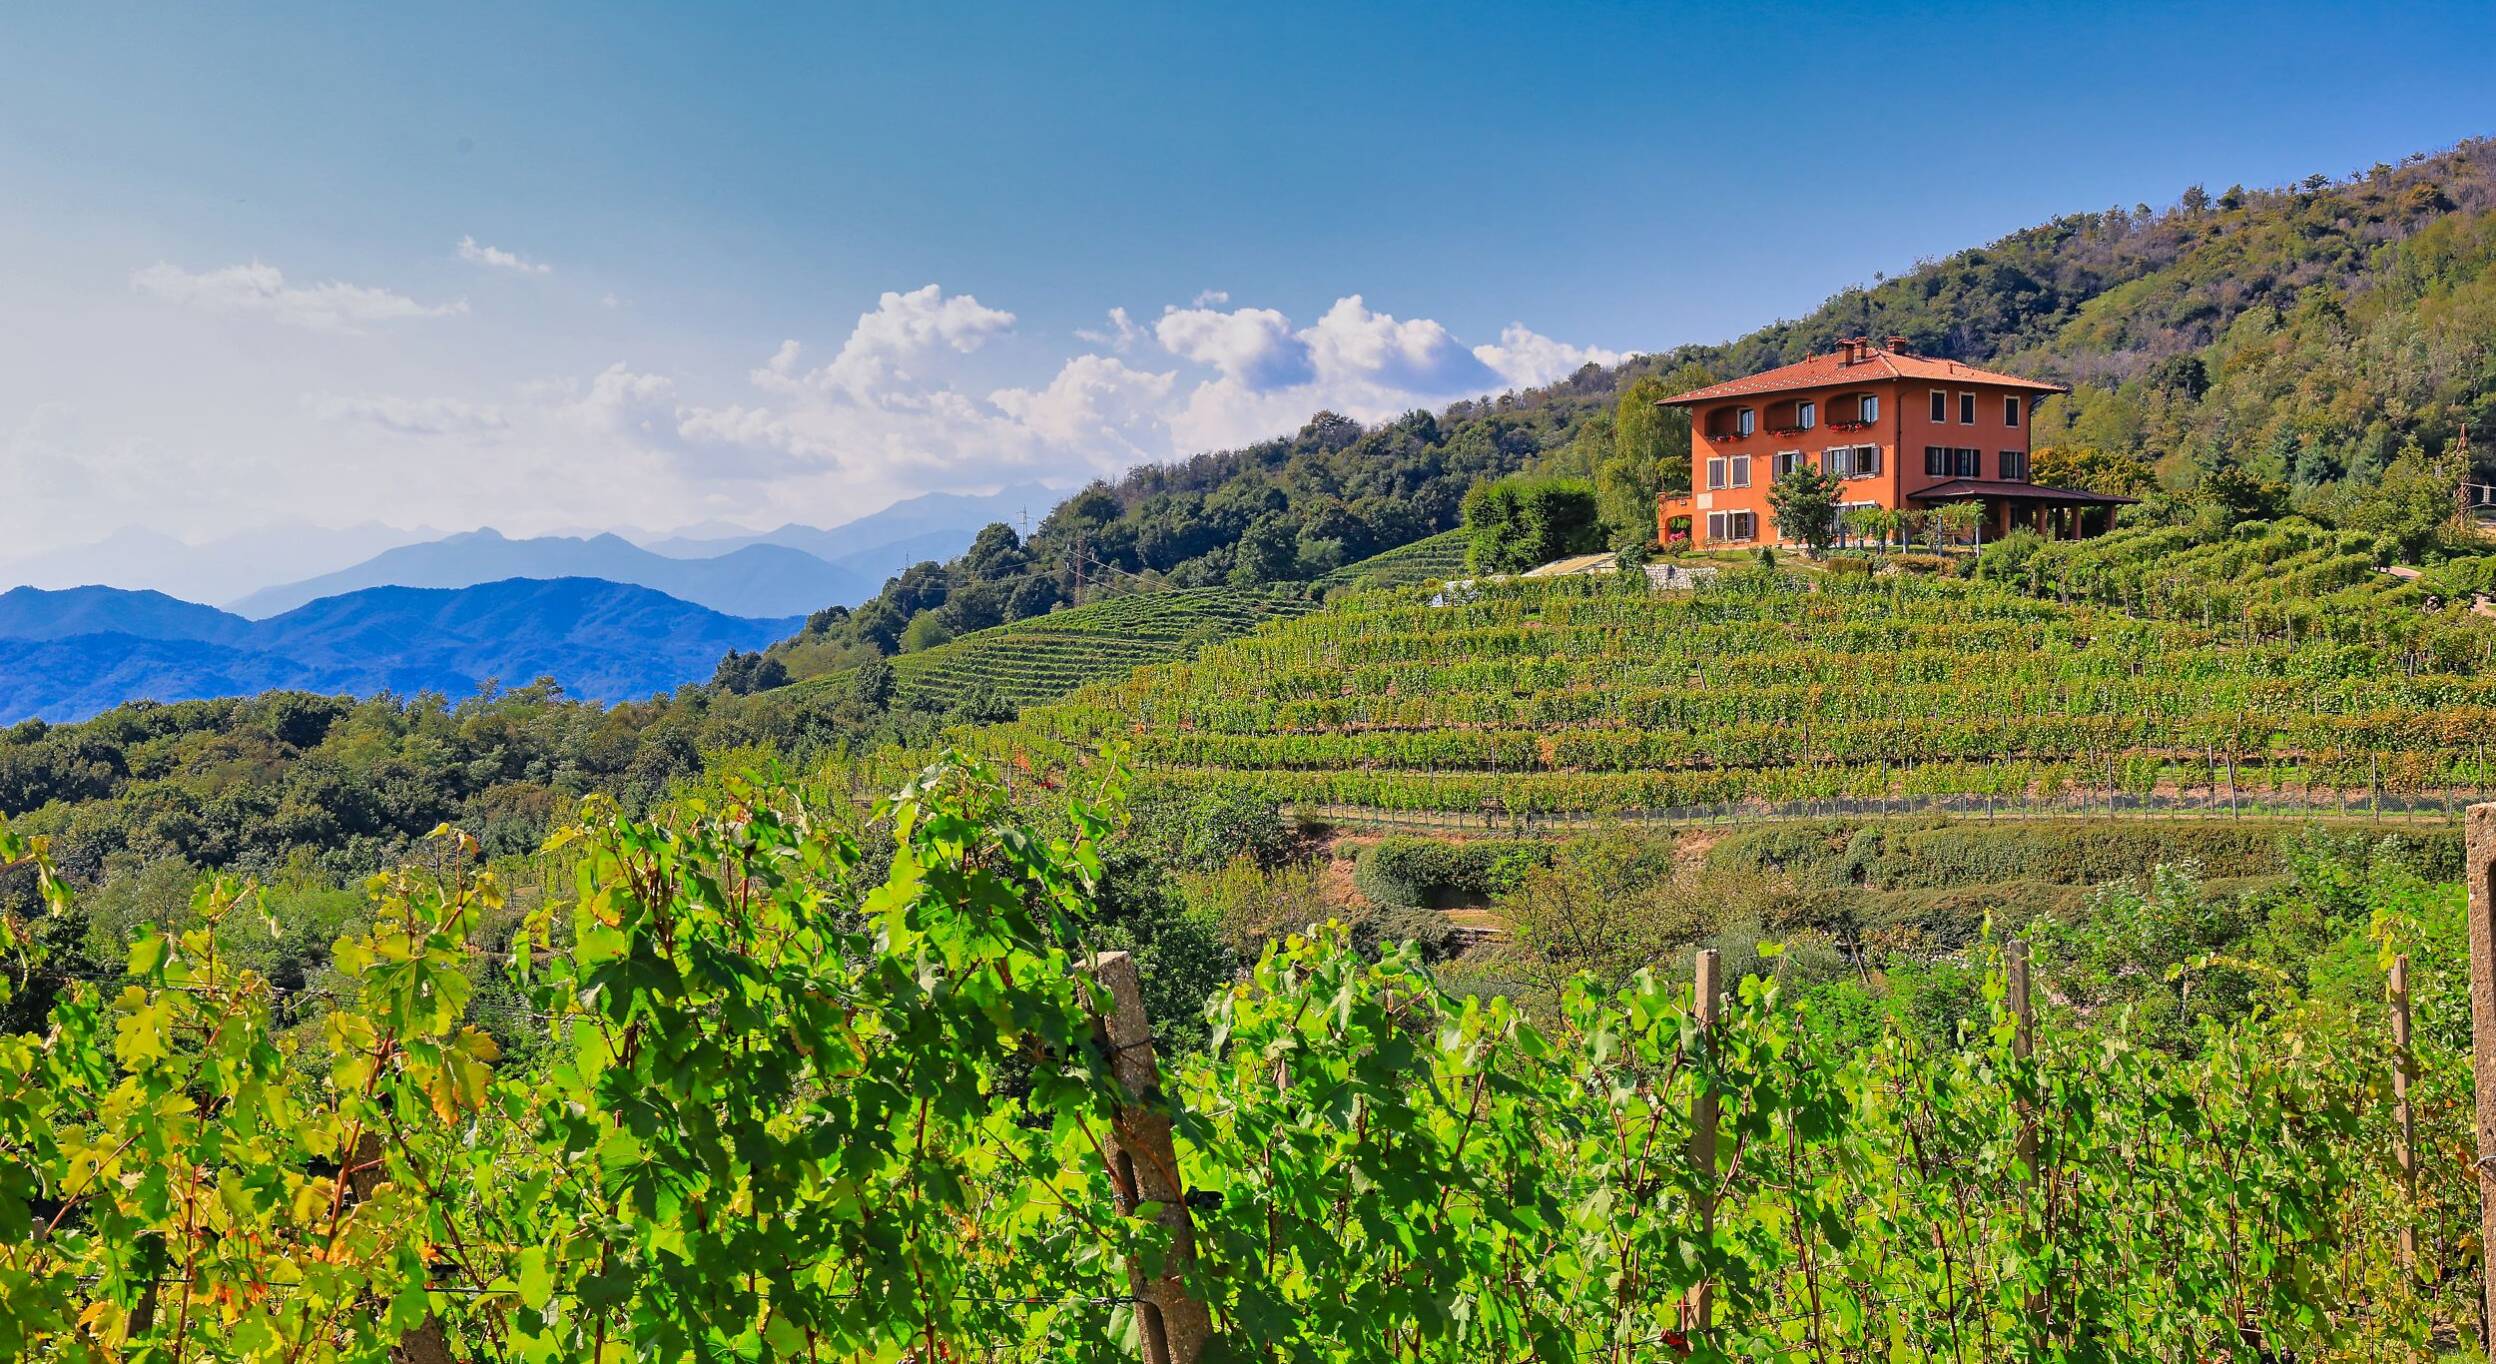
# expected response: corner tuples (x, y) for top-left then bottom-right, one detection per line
(1861, 394), (1879, 422)
(1823, 444), (1881, 479)
(2000, 448), (2029, 481)
(1773, 449), (1802, 479)
(1735, 407), (1756, 437)
(1930, 390), (1948, 423)
(1796, 400), (1816, 431)
(2003, 394), (2022, 427)
(1959, 391), (1977, 425)
(1729, 454), (1752, 488)
(1707, 510), (1756, 542)
(1705, 456), (1727, 490)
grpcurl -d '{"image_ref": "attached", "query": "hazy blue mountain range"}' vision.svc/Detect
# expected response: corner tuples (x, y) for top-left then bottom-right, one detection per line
(0, 579), (800, 724)
(0, 585), (252, 646)
(637, 483), (1059, 565)
(0, 521), (441, 605)
(230, 529), (872, 620)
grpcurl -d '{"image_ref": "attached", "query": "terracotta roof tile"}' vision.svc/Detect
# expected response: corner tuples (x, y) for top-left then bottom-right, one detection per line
(1660, 348), (2069, 405)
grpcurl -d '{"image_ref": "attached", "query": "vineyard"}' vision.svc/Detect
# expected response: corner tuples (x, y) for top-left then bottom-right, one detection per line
(0, 763), (2483, 1361)
(2012, 519), (2432, 636)
(960, 567), (2496, 823)
(802, 587), (1318, 713)
(1316, 528), (1471, 590)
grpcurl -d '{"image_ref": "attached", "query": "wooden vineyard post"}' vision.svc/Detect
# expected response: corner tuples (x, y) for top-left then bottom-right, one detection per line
(2008, 941), (2038, 1174)
(343, 1132), (457, 1364)
(1083, 951), (1215, 1364)
(2468, 803), (2496, 1344)
(1686, 948), (1723, 1335)
(2392, 953), (2418, 1273)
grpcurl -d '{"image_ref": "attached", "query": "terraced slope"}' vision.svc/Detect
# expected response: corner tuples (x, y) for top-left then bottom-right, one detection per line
(1317, 529), (1470, 590)
(811, 587), (1319, 714)
(2014, 519), (2425, 633)
(967, 569), (2496, 823)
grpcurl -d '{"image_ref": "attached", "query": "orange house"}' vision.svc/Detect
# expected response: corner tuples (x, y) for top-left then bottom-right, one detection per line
(1654, 338), (2133, 549)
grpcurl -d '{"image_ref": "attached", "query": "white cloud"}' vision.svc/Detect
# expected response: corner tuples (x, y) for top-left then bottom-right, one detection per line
(990, 355), (1177, 461)
(305, 392), (510, 436)
(456, 235), (552, 274)
(1191, 288), (1231, 307)
(1154, 304), (1313, 391)
(1473, 323), (1627, 388)
(783, 283), (1016, 398)
(1074, 306), (1145, 352)
(1300, 295), (1497, 394)
(130, 260), (466, 333)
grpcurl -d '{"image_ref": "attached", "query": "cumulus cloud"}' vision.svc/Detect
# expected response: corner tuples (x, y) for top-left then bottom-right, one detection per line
(684, 284), (1632, 493)
(456, 235), (552, 274)
(768, 283), (1016, 398)
(990, 355), (1177, 460)
(1472, 323), (1627, 388)
(1300, 295), (1498, 394)
(1154, 304), (1313, 391)
(305, 392), (510, 436)
(130, 261), (466, 333)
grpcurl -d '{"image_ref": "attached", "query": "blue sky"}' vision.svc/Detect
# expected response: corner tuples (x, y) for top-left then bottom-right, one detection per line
(2, 0), (2492, 555)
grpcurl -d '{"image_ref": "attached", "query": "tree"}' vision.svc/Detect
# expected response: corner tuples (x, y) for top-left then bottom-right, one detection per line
(1462, 476), (1604, 574)
(1765, 466), (1841, 558)
(1932, 500), (1987, 552)
(899, 610), (952, 653)
(1843, 505), (1900, 558)
(849, 658), (897, 711)
(1597, 375), (1682, 548)
(1228, 514), (1303, 586)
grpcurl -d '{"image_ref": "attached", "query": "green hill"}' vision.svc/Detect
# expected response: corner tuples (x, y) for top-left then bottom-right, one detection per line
(772, 139), (2496, 696)
(797, 587), (1319, 716)
(959, 566), (2496, 828)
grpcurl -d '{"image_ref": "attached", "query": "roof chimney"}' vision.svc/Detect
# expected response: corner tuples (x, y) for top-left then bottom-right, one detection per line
(1885, 334), (1912, 355)
(1838, 337), (1864, 365)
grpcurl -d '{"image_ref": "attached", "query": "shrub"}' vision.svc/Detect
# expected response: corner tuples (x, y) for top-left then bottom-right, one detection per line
(1462, 476), (1604, 574)
(1352, 836), (1551, 908)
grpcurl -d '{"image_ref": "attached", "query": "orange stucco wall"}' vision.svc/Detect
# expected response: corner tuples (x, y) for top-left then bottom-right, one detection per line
(1659, 371), (2040, 547)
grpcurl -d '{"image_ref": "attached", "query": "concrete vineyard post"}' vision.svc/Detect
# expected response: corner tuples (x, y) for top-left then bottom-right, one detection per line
(2392, 953), (2417, 1273)
(2467, 804), (2496, 1343)
(1083, 951), (1215, 1364)
(1686, 948), (1722, 1334)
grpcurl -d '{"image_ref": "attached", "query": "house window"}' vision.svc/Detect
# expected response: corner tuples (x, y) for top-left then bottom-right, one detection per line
(1924, 447), (1981, 477)
(1823, 444), (1881, 478)
(1705, 456), (1727, 490)
(2000, 449), (2029, 481)
(1730, 454), (1752, 488)
(2004, 395), (2022, 427)
(1707, 510), (1756, 542)
(1861, 394), (1878, 422)
(1959, 392), (1977, 425)
(1773, 450), (1803, 478)
(1930, 390), (1948, 423)
(1796, 401), (1816, 431)
(1735, 407), (1756, 437)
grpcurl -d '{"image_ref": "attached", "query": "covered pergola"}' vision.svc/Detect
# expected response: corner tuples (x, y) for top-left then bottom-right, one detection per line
(1911, 479), (2137, 540)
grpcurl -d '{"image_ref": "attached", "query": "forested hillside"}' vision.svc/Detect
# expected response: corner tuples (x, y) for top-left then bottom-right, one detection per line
(761, 139), (2496, 690)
